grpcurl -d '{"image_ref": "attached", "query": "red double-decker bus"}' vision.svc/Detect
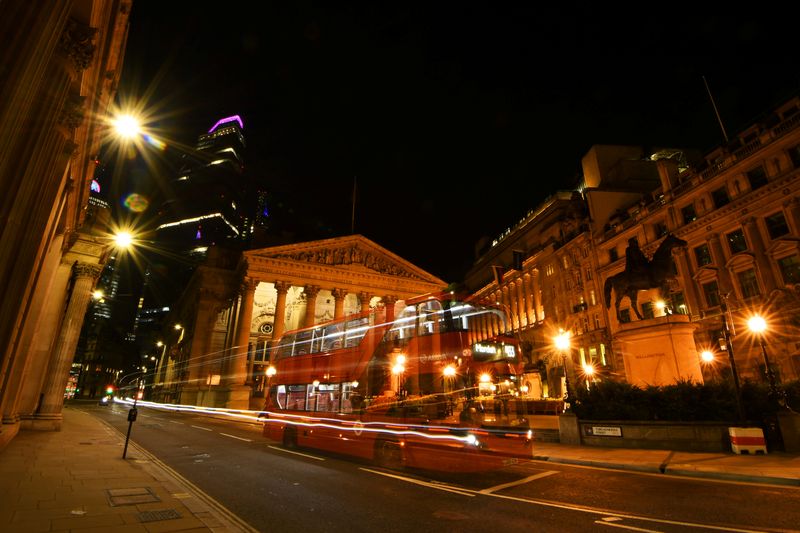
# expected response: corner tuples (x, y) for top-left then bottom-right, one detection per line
(261, 291), (532, 472)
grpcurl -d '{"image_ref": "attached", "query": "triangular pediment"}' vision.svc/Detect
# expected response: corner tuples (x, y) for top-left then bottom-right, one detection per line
(245, 234), (446, 285)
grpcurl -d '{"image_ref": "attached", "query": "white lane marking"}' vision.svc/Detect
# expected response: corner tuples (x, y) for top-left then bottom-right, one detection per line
(220, 433), (252, 442)
(169, 420), (184, 425)
(481, 491), (767, 533)
(361, 469), (765, 532)
(479, 471), (558, 494)
(267, 445), (325, 461)
(191, 425), (213, 431)
(360, 468), (475, 497)
(595, 520), (662, 532)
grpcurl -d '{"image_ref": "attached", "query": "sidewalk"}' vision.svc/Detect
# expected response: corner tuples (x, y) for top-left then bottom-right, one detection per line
(0, 406), (257, 532)
(1, 410), (799, 533)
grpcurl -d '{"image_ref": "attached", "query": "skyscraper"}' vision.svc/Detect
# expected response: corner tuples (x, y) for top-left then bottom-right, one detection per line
(156, 114), (255, 253)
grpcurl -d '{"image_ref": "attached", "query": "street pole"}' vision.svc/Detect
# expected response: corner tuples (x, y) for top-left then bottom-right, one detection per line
(758, 337), (783, 406)
(719, 301), (745, 422)
(122, 373), (141, 459)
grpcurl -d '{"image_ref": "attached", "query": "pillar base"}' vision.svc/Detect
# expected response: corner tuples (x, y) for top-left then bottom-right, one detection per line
(21, 413), (63, 431)
(223, 385), (253, 411)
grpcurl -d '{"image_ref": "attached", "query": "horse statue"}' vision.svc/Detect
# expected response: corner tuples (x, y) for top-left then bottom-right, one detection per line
(603, 233), (688, 321)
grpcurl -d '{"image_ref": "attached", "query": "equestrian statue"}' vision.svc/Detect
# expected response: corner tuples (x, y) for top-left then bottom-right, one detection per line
(603, 234), (688, 321)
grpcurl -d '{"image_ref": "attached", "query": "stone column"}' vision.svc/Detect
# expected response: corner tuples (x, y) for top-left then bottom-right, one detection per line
(673, 248), (701, 318)
(532, 269), (542, 323)
(36, 262), (100, 428)
(231, 279), (258, 386)
(522, 273), (534, 326)
(517, 279), (527, 329)
(272, 281), (291, 343)
(708, 234), (735, 298)
(303, 285), (320, 328)
(358, 291), (372, 314)
(332, 288), (347, 320)
(382, 295), (398, 323)
(743, 217), (777, 292)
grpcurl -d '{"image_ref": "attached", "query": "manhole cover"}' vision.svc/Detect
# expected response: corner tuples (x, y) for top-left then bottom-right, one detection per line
(137, 509), (182, 522)
(107, 487), (160, 506)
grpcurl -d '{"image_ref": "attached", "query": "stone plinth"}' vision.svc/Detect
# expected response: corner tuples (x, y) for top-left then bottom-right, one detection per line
(614, 314), (702, 387)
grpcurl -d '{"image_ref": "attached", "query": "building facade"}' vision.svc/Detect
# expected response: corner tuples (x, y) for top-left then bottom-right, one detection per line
(0, 0), (133, 448)
(465, 96), (800, 396)
(152, 235), (447, 409)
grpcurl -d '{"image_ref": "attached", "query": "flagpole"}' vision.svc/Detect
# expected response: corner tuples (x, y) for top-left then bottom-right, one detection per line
(703, 75), (729, 143)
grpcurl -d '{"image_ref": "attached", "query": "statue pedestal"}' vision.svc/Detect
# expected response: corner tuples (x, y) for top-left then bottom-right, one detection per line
(613, 314), (702, 387)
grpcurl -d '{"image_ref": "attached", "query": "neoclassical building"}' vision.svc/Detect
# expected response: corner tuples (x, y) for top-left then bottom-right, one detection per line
(465, 95), (800, 394)
(0, 1), (133, 450)
(154, 235), (446, 409)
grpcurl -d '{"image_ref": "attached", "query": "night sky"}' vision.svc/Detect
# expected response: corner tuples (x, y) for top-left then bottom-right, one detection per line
(116, 3), (800, 282)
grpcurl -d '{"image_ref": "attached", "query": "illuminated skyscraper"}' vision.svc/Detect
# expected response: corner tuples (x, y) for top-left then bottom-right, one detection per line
(156, 114), (256, 253)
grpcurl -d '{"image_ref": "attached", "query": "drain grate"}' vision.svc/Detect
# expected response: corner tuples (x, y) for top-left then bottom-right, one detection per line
(107, 487), (160, 506)
(137, 509), (182, 522)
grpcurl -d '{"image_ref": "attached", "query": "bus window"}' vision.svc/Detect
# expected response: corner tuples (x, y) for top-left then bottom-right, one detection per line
(310, 327), (324, 353)
(344, 316), (369, 348)
(310, 383), (340, 412)
(275, 333), (296, 360)
(294, 330), (313, 355)
(278, 385), (306, 410)
(321, 323), (344, 351)
(417, 300), (443, 336)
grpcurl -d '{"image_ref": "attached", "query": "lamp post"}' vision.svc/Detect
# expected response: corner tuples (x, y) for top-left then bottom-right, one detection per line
(719, 298), (746, 423)
(554, 329), (573, 412)
(747, 315), (784, 407)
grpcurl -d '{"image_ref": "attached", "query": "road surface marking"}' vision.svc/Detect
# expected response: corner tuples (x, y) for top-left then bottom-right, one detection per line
(480, 471), (558, 494)
(267, 445), (325, 461)
(191, 425), (213, 431)
(169, 420), (184, 425)
(360, 468), (475, 497)
(595, 521), (662, 533)
(220, 433), (252, 442)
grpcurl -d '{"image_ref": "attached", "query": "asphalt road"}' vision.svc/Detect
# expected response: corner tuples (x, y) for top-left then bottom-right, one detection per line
(89, 402), (800, 533)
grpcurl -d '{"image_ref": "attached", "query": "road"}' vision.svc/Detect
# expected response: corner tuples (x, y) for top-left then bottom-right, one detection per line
(88, 401), (799, 533)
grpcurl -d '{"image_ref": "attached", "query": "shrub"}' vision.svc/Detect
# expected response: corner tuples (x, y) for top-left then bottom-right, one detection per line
(572, 378), (798, 422)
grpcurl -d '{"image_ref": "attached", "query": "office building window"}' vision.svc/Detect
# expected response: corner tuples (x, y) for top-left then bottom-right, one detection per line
(642, 301), (655, 319)
(765, 212), (790, 239)
(609, 248), (619, 262)
(512, 250), (524, 270)
(737, 268), (760, 298)
(790, 143), (800, 168)
(711, 187), (730, 208)
(726, 229), (747, 254)
(654, 221), (668, 237)
(694, 243), (712, 267)
(702, 280), (720, 307)
(778, 255), (800, 284)
(681, 204), (697, 224)
(619, 309), (631, 323)
(594, 313), (600, 329)
(746, 166), (768, 190)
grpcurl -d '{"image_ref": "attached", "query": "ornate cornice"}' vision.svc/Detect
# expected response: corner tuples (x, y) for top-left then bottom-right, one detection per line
(58, 19), (98, 71)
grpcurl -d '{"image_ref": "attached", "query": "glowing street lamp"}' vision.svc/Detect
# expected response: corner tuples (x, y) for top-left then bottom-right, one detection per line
(747, 315), (783, 406)
(700, 350), (715, 364)
(554, 329), (573, 412)
(112, 114), (141, 139)
(582, 363), (596, 391)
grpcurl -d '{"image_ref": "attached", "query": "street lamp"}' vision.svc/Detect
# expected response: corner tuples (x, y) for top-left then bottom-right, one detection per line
(554, 329), (573, 412)
(392, 354), (406, 398)
(719, 296), (745, 422)
(582, 363), (596, 391)
(266, 365), (276, 391)
(747, 314), (784, 407)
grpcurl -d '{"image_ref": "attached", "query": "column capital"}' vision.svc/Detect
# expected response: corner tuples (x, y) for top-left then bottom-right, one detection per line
(357, 291), (372, 303)
(74, 262), (101, 279)
(274, 280), (291, 294)
(382, 295), (398, 306)
(331, 288), (348, 300)
(304, 284), (321, 298)
(241, 277), (259, 292)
